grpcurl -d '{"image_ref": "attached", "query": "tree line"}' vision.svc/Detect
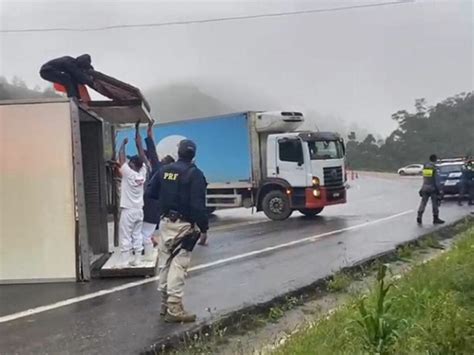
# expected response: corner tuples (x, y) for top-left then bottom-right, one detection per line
(346, 92), (474, 172)
(0, 76), (58, 100)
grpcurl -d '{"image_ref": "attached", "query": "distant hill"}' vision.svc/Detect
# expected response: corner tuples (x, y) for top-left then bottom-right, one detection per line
(145, 83), (233, 122)
(0, 77), (58, 100)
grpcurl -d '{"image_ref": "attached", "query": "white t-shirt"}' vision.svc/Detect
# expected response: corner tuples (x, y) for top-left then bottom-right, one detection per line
(120, 163), (147, 209)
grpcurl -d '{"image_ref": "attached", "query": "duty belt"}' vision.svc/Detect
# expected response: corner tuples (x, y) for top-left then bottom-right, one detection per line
(163, 210), (184, 223)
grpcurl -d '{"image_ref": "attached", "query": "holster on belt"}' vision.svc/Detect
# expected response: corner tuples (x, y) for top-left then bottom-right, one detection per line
(166, 227), (201, 266)
(180, 231), (201, 252)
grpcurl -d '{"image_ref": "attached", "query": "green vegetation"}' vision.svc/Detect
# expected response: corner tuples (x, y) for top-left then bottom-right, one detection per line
(276, 226), (474, 354)
(396, 244), (413, 261)
(347, 92), (474, 171)
(268, 296), (303, 322)
(327, 271), (352, 292)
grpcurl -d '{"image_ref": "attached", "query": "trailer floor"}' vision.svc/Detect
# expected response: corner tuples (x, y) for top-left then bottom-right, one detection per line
(99, 247), (158, 277)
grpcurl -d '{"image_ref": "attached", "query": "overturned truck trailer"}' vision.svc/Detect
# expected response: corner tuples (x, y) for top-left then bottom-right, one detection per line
(0, 80), (152, 283)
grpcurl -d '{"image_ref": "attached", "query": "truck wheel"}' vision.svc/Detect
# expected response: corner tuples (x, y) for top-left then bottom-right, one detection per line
(262, 190), (293, 221)
(298, 208), (324, 217)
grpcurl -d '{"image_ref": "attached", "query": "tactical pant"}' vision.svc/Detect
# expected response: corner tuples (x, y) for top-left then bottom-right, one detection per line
(459, 181), (474, 204)
(418, 191), (439, 217)
(39, 67), (79, 98)
(470, 182), (474, 204)
(157, 218), (194, 303)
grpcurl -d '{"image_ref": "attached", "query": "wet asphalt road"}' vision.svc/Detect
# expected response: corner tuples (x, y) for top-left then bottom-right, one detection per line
(1, 173), (472, 354)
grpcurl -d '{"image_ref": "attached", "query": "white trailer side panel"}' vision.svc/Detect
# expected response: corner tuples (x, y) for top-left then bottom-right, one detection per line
(0, 101), (76, 283)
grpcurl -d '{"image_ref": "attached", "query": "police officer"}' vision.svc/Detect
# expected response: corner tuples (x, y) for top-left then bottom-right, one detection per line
(146, 139), (208, 323)
(39, 54), (95, 98)
(417, 154), (445, 225)
(459, 159), (474, 206)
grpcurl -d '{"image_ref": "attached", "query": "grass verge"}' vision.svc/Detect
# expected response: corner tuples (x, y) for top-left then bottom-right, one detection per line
(275, 225), (474, 354)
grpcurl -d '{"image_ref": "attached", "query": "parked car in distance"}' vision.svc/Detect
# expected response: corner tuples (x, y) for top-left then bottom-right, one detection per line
(397, 164), (423, 176)
(437, 161), (465, 195)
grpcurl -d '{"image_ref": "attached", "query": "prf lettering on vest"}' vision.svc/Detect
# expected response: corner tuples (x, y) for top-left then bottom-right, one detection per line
(164, 172), (179, 181)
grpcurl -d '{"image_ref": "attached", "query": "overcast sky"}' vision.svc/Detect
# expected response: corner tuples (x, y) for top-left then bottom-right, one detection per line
(0, 0), (472, 134)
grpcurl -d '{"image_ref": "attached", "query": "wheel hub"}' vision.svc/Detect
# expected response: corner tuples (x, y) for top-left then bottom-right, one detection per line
(269, 197), (284, 214)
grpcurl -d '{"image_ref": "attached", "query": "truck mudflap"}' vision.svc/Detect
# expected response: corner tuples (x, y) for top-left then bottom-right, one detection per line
(304, 187), (346, 209)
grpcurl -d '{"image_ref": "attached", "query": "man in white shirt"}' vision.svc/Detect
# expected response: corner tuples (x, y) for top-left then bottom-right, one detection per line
(118, 137), (148, 266)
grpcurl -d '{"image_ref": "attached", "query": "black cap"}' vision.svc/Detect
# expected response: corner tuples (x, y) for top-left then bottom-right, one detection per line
(178, 139), (196, 161)
(128, 155), (144, 169)
(76, 54), (93, 70)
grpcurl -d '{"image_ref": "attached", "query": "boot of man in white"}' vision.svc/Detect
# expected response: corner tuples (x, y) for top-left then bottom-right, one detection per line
(119, 251), (132, 267)
(129, 251), (142, 266)
(143, 243), (155, 262)
(142, 221), (157, 262)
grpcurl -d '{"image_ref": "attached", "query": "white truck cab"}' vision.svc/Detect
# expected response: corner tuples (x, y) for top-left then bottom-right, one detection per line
(262, 130), (346, 219)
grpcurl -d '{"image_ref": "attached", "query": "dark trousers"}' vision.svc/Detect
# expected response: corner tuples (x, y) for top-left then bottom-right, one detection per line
(418, 191), (439, 217)
(40, 67), (79, 98)
(460, 181), (474, 204)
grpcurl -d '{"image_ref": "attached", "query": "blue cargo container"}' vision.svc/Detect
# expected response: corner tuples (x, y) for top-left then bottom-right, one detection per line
(116, 113), (253, 184)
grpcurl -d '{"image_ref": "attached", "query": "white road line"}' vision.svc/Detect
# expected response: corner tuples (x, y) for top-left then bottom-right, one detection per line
(189, 209), (413, 272)
(211, 219), (266, 232)
(0, 209), (413, 324)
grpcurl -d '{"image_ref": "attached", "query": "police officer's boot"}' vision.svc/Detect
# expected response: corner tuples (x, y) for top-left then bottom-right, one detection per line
(433, 215), (445, 224)
(165, 299), (196, 323)
(416, 213), (422, 225)
(160, 291), (168, 317)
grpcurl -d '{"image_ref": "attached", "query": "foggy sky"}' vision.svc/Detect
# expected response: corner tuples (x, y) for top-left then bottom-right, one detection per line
(0, 0), (472, 135)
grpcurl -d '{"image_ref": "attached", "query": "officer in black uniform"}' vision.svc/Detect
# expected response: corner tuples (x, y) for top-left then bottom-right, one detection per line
(458, 158), (474, 206)
(146, 139), (208, 323)
(417, 154), (445, 225)
(39, 54), (95, 98)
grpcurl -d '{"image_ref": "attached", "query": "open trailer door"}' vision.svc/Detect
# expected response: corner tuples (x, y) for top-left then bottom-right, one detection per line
(75, 72), (158, 278)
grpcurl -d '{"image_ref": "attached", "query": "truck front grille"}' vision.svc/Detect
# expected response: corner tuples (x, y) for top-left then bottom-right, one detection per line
(323, 166), (343, 188)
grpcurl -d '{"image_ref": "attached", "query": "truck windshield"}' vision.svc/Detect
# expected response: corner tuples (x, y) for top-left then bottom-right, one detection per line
(308, 140), (344, 160)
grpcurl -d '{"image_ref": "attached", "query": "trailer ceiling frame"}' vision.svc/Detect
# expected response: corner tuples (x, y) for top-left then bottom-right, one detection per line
(82, 100), (153, 125)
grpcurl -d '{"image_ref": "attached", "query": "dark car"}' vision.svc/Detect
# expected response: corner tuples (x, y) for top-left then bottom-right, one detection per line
(437, 162), (464, 195)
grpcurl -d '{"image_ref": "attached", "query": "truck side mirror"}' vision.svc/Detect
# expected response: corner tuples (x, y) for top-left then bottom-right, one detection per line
(297, 157), (304, 166)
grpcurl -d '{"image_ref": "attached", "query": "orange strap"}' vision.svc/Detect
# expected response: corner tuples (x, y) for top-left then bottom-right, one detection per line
(53, 83), (91, 102)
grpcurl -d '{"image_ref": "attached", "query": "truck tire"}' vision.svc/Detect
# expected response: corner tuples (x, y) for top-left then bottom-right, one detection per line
(262, 190), (293, 221)
(298, 208), (324, 217)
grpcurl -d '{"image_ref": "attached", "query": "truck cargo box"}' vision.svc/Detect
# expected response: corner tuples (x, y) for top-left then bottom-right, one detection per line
(117, 113), (253, 185)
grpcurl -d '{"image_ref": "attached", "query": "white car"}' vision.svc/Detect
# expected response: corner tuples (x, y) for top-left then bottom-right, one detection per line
(398, 164), (423, 176)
